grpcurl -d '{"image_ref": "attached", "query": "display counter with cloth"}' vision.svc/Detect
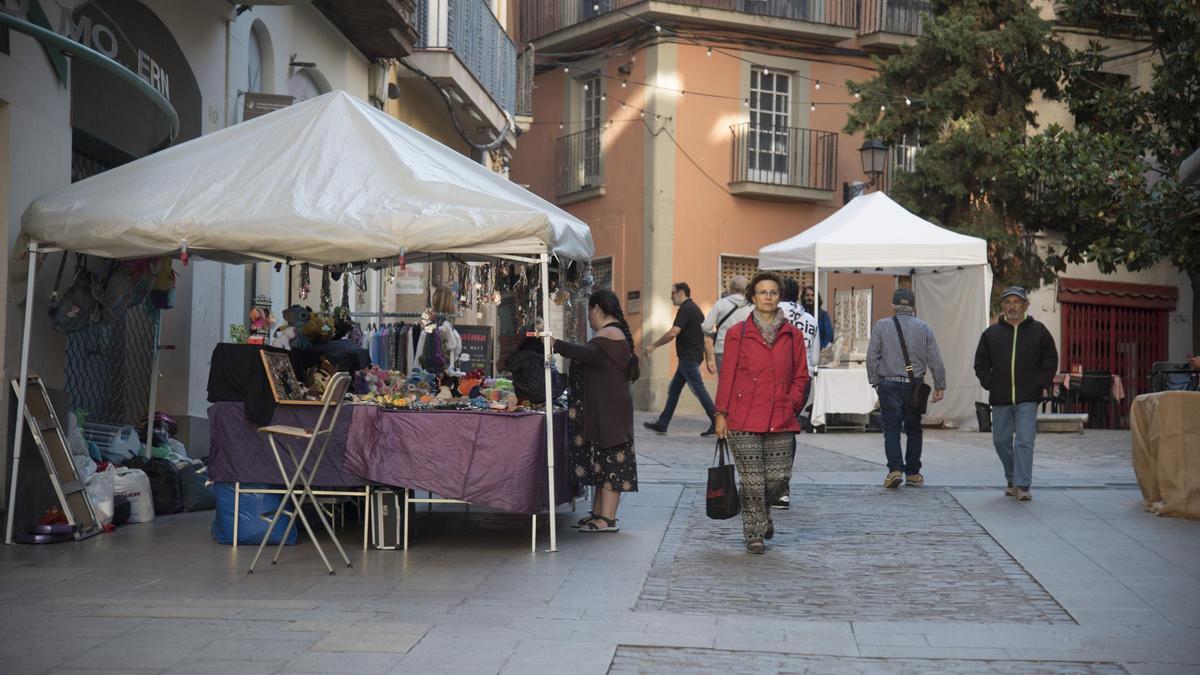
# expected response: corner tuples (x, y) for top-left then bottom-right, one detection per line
(344, 406), (571, 515)
(810, 367), (879, 428)
(1130, 391), (1200, 519)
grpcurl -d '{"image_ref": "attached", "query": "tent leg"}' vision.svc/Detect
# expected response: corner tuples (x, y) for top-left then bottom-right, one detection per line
(144, 311), (163, 457)
(6, 243), (39, 545)
(539, 252), (557, 553)
(813, 264), (820, 376)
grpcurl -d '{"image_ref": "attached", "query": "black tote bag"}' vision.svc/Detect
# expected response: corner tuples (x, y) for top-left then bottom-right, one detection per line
(706, 439), (741, 520)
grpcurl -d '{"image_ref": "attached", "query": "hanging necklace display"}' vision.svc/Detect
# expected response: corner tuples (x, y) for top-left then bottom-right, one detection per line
(298, 263), (311, 301)
(339, 270), (351, 313)
(354, 269), (368, 306)
(319, 267), (332, 314)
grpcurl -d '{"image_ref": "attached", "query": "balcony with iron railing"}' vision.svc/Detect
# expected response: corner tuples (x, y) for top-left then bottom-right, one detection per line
(555, 127), (605, 203)
(313, 0), (421, 59)
(858, 0), (929, 50)
(730, 123), (838, 201)
(407, 0), (521, 139)
(521, 0), (857, 49)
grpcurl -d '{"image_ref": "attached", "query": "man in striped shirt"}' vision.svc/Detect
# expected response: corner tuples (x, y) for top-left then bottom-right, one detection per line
(866, 288), (946, 489)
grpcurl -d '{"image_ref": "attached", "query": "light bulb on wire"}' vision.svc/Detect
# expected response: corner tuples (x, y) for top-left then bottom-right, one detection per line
(654, 24), (661, 32)
(905, 97), (911, 106)
(706, 47), (712, 56)
(621, 80), (627, 88)
(815, 80), (821, 90)
(810, 103), (816, 112)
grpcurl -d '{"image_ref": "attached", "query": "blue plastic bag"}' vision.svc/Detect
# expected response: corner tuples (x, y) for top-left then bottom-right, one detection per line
(211, 482), (298, 546)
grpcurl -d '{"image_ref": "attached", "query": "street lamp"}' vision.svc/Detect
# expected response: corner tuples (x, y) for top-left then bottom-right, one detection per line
(844, 139), (889, 203)
(859, 139), (888, 181)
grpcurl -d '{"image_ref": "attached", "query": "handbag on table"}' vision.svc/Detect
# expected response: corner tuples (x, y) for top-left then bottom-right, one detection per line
(706, 438), (741, 520)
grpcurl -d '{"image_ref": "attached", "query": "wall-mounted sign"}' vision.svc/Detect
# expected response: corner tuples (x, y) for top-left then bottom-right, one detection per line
(626, 290), (641, 314)
(243, 92), (294, 121)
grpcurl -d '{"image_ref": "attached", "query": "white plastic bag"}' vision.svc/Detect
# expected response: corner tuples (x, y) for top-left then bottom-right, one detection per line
(113, 467), (154, 523)
(104, 426), (142, 463)
(86, 465), (116, 526)
(73, 453), (97, 483)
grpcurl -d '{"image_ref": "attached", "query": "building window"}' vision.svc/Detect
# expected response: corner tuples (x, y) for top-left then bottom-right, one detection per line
(1069, 71), (1130, 133)
(748, 67), (791, 183)
(590, 256), (613, 292)
(720, 256), (811, 296)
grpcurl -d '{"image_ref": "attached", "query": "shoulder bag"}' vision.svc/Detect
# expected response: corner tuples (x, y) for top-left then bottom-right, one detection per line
(892, 316), (932, 415)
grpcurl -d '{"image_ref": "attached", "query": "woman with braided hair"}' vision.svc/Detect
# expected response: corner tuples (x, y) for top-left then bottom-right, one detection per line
(553, 288), (640, 533)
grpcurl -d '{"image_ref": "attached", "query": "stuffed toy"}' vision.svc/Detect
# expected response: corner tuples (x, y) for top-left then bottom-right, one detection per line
(273, 305), (312, 350)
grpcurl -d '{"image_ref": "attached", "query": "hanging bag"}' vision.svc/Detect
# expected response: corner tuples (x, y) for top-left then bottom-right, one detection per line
(48, 254), (103, 333)
(893, 316), (932, 415)
(706, 438), (741, 520)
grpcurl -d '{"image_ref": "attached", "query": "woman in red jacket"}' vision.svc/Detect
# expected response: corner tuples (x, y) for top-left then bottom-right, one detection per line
(714, 272), (810, 554)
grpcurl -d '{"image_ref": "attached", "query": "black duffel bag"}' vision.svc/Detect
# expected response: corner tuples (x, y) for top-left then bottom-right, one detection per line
(123, 457), (182, 515)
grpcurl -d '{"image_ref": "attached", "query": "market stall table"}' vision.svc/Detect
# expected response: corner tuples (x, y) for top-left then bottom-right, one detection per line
(344, 406), (569, 515)
(810, 367), (879, 429)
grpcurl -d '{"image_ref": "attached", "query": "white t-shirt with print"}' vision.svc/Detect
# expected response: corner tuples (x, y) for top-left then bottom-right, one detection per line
(779, 300), (818, 373)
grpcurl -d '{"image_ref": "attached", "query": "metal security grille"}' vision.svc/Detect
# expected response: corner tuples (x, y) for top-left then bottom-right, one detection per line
(591, 257), (613, 292)
(1060, 302), (1167, 429)
(720, 256), (812, 295)
(67, 149), (157, 426)
(66, 308), (156, 426)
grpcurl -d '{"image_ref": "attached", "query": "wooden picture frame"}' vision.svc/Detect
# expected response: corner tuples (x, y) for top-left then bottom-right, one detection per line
(259, 351), (325, 405)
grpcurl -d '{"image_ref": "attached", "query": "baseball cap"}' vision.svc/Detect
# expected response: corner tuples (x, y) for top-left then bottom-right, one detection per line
(892, 288), (915, 307)
(1001, 286), (1028, 301)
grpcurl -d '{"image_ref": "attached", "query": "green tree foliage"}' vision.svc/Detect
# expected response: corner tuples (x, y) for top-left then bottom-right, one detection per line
(845, 0), (1068, 300)
(1018, 0), (1200, 349)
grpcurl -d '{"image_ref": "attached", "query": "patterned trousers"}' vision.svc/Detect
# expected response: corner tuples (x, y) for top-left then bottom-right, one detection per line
(727, 432), (795, 540)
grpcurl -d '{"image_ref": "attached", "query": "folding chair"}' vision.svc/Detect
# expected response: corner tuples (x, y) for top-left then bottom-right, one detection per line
(248, 371), (354, 575)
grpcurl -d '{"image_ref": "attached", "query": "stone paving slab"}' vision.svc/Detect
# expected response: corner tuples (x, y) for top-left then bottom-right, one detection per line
(608, 646), (1129, 674)
(635, 485), (1073, 623)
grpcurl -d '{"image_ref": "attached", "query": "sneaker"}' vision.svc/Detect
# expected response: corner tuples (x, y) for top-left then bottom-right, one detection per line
(700, 427), (717, 437)
(643, 421), (667, 435)
(884, 471), (903, 489)
(746, 538), (765, 554)
(770, 495), (790, 510)
(1004, 483), (1019, 497)
(1016, 488), (1032, 501)
(905, 474), (924, 487)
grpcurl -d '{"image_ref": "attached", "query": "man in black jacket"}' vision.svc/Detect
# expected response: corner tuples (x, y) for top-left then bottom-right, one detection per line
(973, 286), (1058, 501)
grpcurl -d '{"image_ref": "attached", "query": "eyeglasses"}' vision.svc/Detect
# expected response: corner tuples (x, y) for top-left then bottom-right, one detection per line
(755, 290), (780, 298)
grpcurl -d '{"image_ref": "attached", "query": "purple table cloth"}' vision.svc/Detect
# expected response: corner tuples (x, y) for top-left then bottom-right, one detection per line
(206, 401), (363, 486)
(345, 406), (570, 514)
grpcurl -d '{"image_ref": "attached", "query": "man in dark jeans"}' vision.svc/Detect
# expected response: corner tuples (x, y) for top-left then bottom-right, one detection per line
(644, 282), (718, 437)
(865, 288), (946, 488)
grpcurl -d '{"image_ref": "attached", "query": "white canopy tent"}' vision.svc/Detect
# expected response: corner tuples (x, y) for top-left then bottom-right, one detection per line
(759, 191), (991, 426)
(9, 90), (593, 549)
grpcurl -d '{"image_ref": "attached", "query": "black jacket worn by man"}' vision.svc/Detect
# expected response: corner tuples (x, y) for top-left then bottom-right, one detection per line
(973, 315), (1059, 406)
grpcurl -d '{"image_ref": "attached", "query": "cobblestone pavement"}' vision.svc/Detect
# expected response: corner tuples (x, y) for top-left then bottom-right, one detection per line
(609, 646), (1128, 674)
(635, 486), (1072, 623)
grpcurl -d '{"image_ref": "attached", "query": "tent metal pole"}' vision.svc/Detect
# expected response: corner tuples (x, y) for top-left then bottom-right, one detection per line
(6, 242), (39, 544)
(813, 263), (820, 375)
(143, 311), (163, 456)
(539, 251), (557, 552)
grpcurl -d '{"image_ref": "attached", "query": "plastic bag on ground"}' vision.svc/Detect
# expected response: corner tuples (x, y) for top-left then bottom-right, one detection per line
(86, 465), (116, 526)
(211, 482), (297, 545)
(113, 467), (154, 523)
(104, 426), (142, 464)
(66, 412), (90, 457)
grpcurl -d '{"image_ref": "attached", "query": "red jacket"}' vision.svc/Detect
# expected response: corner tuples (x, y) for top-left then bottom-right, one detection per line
(715, 317), (811, 433)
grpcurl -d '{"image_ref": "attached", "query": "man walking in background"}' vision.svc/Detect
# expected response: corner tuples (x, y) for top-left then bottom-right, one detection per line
(645, 282), (718, 437)
(866, 288), (946, 489)
(974, 286), (1058, 501)
(702, 275), (752, 375)
(802, 285), (835, 350)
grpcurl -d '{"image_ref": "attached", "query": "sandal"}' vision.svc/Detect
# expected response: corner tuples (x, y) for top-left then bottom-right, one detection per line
(578, 515), (619, 533)
(570, 513), (618, 529)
